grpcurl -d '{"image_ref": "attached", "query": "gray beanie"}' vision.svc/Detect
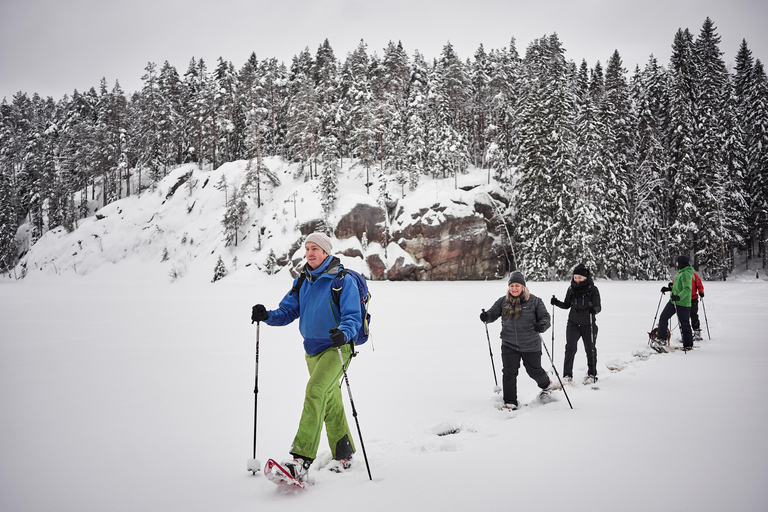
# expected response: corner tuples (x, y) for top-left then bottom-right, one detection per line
(305, 233), (333, 255)
(508, 271), (526, 286)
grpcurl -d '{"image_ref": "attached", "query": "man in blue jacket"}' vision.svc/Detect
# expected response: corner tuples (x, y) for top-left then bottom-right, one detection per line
(251, 232), (361, 483)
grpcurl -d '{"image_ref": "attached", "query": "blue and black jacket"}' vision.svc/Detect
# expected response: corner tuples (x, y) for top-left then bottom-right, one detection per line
(264, 256), (362, 356)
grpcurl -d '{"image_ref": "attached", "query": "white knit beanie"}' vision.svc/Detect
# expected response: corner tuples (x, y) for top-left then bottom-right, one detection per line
(304, 233), (333, 255)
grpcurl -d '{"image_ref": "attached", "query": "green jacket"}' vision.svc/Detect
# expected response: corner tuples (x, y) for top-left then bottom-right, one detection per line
(671, 265), (694, 307)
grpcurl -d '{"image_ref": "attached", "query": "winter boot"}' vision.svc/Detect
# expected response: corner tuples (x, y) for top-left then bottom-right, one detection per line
(583, 375), (597, 385)
(282, 457), (311, 483)
(502, 402), (518, 411)
(328, 458), (352, 473)
(693, 329), (703, 341)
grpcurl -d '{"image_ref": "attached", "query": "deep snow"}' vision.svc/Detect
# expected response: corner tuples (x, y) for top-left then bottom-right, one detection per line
(2, 266), (767, 512)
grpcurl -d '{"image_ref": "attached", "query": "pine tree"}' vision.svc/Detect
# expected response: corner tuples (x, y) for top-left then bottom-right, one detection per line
(285, 48), (319, 176)
(222, 185), (249, 246)
(630, 56), (669, 278)
(735, 41), (768, 268)
(692, 18), (746, 279)
(211, 255), (228, 282)
(404, 50), (430, 189)
(343, 40), (377, 191)
(664, 28), (698, 266)
(485, 41), (521, 187)
(596, 51), (634, 278)
(0, 168), (17, 273)
(512, 34), (577, 279)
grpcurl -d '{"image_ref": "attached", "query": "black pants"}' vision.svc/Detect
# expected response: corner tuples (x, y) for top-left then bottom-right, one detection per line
(501, 345), (550, 406)
(690, 298), (700, 330)
(563, 319), (598, 378)
(658, 302), (693, 348)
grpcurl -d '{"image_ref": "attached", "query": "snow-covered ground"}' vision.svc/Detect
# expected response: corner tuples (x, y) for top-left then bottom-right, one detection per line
(2, 264), (767, 511)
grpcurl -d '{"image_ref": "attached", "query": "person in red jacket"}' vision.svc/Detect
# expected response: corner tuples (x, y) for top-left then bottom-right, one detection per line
(691, 271), (705, 341)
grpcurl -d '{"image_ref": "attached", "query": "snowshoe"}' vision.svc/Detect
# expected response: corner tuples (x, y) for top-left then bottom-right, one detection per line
(327, 458), (352, 473)
(648, 328), (669, 353)
(264, 458), (310, 491)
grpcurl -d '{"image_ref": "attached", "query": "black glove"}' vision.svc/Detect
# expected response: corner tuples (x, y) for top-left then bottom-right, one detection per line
(251, 304), (268, 323)
(661, 286), (671, 293)
(329, 328), (347, 347)
(550, 296), (558, 306)
(588, 304), (597, 315)
(699, 291), (704, 298)
(670, 294), (680, 302)
(480, 311), (489, 323)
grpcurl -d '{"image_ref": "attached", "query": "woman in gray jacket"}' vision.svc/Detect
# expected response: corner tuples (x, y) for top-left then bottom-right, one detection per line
(480, 271), (552, 410)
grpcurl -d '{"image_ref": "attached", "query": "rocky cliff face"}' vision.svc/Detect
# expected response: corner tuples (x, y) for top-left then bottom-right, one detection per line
(295, 188), (511, 281)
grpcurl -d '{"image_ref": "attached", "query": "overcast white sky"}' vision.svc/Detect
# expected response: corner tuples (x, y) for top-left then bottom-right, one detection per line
(1, 0), (767, 101)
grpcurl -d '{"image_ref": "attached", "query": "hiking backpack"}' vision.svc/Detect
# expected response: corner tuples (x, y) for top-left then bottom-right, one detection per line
(291, 268), (372, 345)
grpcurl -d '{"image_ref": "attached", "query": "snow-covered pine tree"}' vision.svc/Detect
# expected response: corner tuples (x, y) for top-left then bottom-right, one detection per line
(211, 255), (228, 282)
(432, 42), (470, 184)
(343, 40), (377, 192)
(0, 168), (17, 273)
(570, 60), (602, 275)
(222, 185), (249, 247)
(158, 61), (187, 170)
(735, 42), (768, 269)
(664, 28), (698, 267)
(597, 51), (634, 278)
(485, 41), (521, 188)
(404, 50), (430, 190)
(691, 18), (746, 279)
(469, 44), (492, 168)
(285, 48), (319, 177)
(512, 34), (577, 279)
(629, 56), (669, 278)
(213, 57), (240, 164)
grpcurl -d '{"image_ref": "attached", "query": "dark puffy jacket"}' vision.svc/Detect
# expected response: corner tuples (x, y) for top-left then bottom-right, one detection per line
(485, 293), (550, 352)
(553, 277), (601, 326)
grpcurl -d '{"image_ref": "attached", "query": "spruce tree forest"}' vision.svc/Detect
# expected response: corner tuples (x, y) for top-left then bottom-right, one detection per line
(1, 18), (767, 281)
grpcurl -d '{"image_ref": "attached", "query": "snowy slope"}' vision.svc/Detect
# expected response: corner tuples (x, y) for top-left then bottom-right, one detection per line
(2, 268), (767, 512)
(15, 158), (500, 284)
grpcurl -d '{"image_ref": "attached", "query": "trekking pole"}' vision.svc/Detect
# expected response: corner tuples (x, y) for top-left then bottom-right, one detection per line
(701, 297), (711, 340)
(482, 309), (501, 394)
(551, 304), (555, 367)
(247, 321), (262, 474)
(588, 310), (597, 374)
(541, 336), (573, 409)
(650, 290), (664, 333)
(338, 347), (372, 481)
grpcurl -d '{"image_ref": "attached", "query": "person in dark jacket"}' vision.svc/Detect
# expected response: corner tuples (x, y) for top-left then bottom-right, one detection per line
(251, 232), (361, 483)
(551, 264), (601, 384)
(480, 271), (552, 410)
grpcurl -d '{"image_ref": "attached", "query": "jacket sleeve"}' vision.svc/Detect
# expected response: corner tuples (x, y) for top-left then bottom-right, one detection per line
(485, 296), (505, 323)
(693, 273), (704, 295)
(553, 288), (570, 309)
(533, 297), (551, 333)
(265, 277), (301, 326)
(591, 287), (602, 315)
(336, 276), (362, 342)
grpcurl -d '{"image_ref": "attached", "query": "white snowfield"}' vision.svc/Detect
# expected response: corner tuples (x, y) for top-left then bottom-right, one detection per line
(1, 266), (767, 512)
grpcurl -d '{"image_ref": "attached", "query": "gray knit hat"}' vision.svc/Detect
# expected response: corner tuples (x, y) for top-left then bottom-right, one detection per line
(508, 271), (526, 286)
(305, 232), (333, 255)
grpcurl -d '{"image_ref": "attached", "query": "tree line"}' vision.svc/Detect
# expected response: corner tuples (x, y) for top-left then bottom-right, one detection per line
(1, 17), (767, 280)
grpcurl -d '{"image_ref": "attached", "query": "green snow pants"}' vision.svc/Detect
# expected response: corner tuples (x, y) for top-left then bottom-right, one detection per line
(290, 344), (356, 461)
